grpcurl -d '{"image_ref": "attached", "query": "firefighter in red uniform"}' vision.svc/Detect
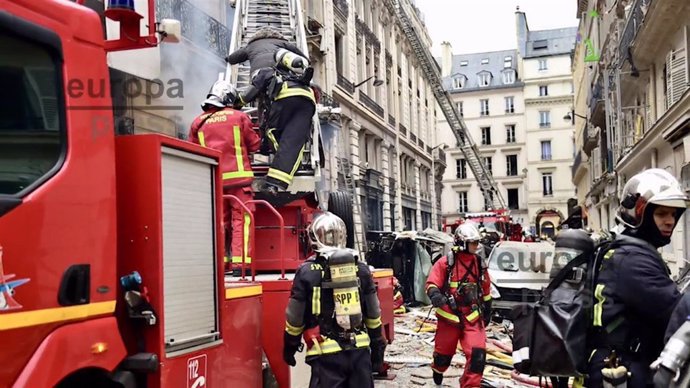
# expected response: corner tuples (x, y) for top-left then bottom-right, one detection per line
(189, 80), (261, 272)
(426, 222), (492, 388)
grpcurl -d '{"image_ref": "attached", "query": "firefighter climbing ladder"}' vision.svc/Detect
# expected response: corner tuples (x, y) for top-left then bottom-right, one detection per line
(226, 0), (367, 252)
(387, 0), (507, 211)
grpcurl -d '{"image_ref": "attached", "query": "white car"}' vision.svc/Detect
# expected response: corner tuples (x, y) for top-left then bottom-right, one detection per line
(487, 241), (555, 319)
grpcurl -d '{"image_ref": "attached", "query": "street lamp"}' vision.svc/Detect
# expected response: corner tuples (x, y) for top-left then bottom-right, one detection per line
(563, 111), (587, 122)
(354, 75), (384, 89)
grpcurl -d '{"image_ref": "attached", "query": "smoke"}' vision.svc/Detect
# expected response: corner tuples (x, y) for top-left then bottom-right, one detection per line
(155, 0), (237, 137)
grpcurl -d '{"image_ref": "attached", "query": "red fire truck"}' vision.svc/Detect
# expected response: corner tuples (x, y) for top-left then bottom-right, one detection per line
(443, 209), (524, 242)
(0, 1), (394, 387)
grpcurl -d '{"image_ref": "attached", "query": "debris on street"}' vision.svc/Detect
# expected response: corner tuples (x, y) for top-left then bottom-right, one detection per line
(376, 307), (563, 388)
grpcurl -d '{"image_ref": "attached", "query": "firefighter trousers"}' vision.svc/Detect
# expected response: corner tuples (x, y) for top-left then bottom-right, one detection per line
(432, 318), (487, 388)
(265, 95), (316, 190)
(223, 185), (254, 268)
(307, 348), (375, 388)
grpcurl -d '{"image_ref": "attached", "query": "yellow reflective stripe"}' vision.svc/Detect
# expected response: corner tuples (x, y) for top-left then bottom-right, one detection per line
(312, 286), (321, 315)
(267, 168), (293, 184)
(355, 332), (370, 347)
(275, 83), (316, 103)
(365, 317), (382, 329)
(306, 338), (341, 356)
(593, 284), (605, 327)
(225, 284), (262, 299)
(372, 269), (394, 278)
(267, 128), (279, 150)
(233, 125), (245, 173)
(289, 145), (306, 178)
(243, 213), (251, 265)
(604, 249), (615, 260)
(222, 171), (254, 180)
(285, 321), (304, 336)
(435, 308), (460, 323)
(465, 310), (479, 322)
(224, 256), (230, 263)
(449, 281), (459, 288)
(231, 256), (252, 264)
(198, 131), (206, 147)
(0, 301), (116, 331)
(483, 295), (492, 302)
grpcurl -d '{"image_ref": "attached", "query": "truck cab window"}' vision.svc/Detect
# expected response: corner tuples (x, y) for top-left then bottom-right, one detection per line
(0, 33), (63, 196)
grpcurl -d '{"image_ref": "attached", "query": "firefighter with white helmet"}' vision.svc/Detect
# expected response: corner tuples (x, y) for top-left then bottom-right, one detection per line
(586, 168), (690, 388)
(426, 222), (492, 388)
(283, 212), (386, 387)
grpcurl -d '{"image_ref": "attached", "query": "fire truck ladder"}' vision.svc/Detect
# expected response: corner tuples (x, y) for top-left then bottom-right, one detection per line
(389, 0), (507, 211)
(226, 0), (322, 187)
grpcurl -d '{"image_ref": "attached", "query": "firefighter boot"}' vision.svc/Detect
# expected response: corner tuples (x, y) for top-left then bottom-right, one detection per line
(433, 371), (443, 387)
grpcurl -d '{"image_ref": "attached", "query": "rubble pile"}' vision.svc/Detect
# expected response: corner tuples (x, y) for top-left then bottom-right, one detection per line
(375, 307), (550, 388)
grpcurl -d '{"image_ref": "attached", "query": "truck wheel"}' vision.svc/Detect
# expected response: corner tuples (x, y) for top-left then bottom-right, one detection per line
(328, 191), (355, 249)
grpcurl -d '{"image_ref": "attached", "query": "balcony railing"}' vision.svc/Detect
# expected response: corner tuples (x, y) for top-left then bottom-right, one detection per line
(618, 0), (653, 66)
(410, 133), (417, 143)
(157, 0), (230, 59)
(388, 114), (396, 127)
(436, 148), (446, 163)
(359, 92), (384, 118)
(400, 124), (408, 136)
(337, 73), (355, 94)
(539, 122), (551, 128)
(320, 91), (340, 108)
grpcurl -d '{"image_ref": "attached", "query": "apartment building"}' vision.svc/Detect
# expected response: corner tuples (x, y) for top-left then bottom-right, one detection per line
(438, 45), (530, 227)
(438, 11), (576, 237)
(302, 0), (442, 242)
(572, 0), (690, 275)
(516, 11), (578, 238)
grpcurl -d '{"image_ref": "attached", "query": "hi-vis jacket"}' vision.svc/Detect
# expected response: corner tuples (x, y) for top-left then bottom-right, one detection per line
(189, 107), (261, 188)
(426, 252), (492, 325)
(284, 255), (382, 357)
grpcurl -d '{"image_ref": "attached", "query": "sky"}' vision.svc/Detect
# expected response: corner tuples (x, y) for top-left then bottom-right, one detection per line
(414, 0), (579, 57)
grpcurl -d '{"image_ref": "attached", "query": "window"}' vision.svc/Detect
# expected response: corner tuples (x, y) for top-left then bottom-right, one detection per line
(456, 101), (463, 117)
(480, 99), (489, 116)
(458, 191), (468, 213)
(456, 159), (467, 179)
(507, 188), (519, 210)
(506, 155), (518, 176)
(502, 69), (515, 84)
(478, 73), (491, 87)
(452, 76), (466, 89)
(460, 60), (468, 66)
(481, 127), (491, 145)
(483, 157), (493, 174)
(533, 40), (548, 50)
(335, 32), (345, 73)
(0, 31), (64, 198)
(504, 56), (513, 68)
(541, 140), (552, 160)
(539, 111), (551, 128)
(505, 96), (515, 113)
(481, 58), (489, 64)
(539, 85), (548, 96)
(538, 59), (548, 70)
(506, 125), (516, 143)
(542, 173), (553, 196)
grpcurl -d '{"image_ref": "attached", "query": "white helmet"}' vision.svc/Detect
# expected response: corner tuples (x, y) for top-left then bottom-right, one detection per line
(202, 80), (236, 110)
(616, 168), (690, 229)
(454, 222), (481, 251)
(307, 212), (347, 252)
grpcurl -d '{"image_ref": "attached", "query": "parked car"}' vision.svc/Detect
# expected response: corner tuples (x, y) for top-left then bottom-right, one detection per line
(487, 240), (555, 319)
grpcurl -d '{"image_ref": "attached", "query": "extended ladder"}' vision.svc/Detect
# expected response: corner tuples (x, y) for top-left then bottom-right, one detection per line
(386, 0), (507, 211)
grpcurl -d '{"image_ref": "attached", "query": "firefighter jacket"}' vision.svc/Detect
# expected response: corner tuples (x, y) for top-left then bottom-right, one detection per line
(226, 37), (307, 76)
(592, 234), (680, 365)
(284, 254), (383, 358)
(426, 251), (492, 326)
(189, 107), (261, 188)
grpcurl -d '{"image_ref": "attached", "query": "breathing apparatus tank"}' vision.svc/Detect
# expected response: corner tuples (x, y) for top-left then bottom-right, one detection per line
(551, 229), (594, 280)
(275, 48), (309, 75)
(323, 249), (362, 331)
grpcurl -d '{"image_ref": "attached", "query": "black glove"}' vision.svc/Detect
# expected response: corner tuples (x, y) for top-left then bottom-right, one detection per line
(283, 332), (301, 367)
(428, 287), (448, 308)
(482, 300), (492, 326)
(368, 326), (387, 372)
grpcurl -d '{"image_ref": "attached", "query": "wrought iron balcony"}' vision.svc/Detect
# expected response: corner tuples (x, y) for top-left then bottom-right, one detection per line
(337, 73), (355, 94)
(359, 92), (384, 118)
(572, 150), (583, 179)
(319, 91), (339, 108)
(157, 0), (230, 59)
(333, 0), (349, 19)
(583, 125), (600, 156)
(410, 133), (417, 143)
(618, 0), (653, 66)
(400, 124), (408, 136)
(388, 114), (396, 127)
(589, 78), (605, 129)
(436, 148), (446, 164)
